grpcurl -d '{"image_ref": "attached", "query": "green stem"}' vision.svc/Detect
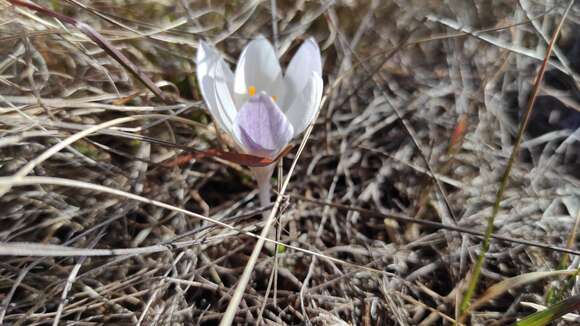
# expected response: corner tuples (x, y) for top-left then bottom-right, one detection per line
(458, 0), (575, 318)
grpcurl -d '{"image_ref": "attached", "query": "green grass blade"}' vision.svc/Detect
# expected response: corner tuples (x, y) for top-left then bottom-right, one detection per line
(514, 295), (580, 326)
(458, 1), (576, 319)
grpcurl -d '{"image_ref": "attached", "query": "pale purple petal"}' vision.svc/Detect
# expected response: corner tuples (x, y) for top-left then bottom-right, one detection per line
(234, 93), (294, 158)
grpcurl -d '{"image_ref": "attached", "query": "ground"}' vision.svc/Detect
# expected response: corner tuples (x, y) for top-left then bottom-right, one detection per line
(1, 0), (579, 325)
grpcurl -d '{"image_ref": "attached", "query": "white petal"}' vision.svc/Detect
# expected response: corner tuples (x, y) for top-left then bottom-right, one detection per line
(196, 42), (237, 133)
(196, 42), (235, 97)
(213, 62), (238, 132)
(285, 72), (323, 135)
(234, 36), (283, 99)
(196, 41), (217, 85)
(283, 37), (322, 109)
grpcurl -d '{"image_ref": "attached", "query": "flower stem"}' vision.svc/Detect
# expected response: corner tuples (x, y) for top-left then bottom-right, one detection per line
(251, 166), (274, 218)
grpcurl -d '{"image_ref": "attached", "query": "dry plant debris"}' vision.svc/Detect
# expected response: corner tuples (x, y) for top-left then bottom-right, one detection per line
(1, 0), (579, 325)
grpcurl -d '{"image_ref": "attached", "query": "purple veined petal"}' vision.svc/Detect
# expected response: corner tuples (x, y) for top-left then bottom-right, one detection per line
(234, 93), (294, 158)
(234, 36), (284, 100)
(284, 72), (323, 135)
(283, 37), (322, 110)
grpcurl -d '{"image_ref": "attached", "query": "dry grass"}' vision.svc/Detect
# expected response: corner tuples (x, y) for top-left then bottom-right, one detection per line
(1, 0), (580, 325)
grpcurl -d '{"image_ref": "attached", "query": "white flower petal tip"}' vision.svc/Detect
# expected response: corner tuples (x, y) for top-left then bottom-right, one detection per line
(195, 42), (219, 80)
(234, 36), (283, 98)
(283, 37), (322, 108)
(234, 93), (294, 158)
(293, 37), (322, 76)
(195, 42), (237, 134)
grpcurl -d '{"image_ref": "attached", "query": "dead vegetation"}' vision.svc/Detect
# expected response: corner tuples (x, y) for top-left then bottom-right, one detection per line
(1, 0), (580, 325)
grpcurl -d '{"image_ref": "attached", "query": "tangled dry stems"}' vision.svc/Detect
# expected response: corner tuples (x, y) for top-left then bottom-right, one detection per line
(1, 0), (579, 325)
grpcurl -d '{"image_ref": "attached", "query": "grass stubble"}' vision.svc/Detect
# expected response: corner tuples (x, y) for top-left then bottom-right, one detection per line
(0, 0), (579, 324)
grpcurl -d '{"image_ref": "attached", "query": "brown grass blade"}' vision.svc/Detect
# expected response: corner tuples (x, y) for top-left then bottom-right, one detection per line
(8, 0), (170, 103)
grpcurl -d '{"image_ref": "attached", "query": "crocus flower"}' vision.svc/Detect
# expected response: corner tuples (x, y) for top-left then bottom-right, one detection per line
(196, 36), (323, 207)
